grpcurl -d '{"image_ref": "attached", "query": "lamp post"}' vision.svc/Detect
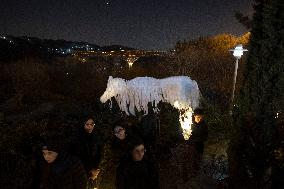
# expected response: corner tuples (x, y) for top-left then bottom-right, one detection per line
(229, 44), (248, 114)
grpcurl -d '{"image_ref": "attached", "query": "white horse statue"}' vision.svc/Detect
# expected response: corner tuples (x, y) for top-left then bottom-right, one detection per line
(100, 76), (200, 115)
(100, 76), (201, 139)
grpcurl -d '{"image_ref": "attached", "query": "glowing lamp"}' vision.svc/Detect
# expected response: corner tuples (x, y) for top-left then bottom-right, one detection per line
(229, 44), (248, 114)
(230, 44), (248, 59)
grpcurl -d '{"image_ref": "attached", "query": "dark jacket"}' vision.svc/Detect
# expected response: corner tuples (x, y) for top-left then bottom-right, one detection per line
(112, 137), (131, 163)
(73, 129), (103, 172)
(37, 153), (87, 189)
(188, 120), (208, 154)
(116, 157), (159, 189)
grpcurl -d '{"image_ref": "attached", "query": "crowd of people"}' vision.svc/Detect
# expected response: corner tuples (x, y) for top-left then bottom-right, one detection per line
(31, 108), (209, 189)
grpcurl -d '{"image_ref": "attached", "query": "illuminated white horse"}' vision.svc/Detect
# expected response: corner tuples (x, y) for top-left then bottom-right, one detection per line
(100, 76), (201, 139)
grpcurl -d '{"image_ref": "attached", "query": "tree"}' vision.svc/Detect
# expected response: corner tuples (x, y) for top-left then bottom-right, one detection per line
(229, 0), (284, 188)
(173, 34), (250, 109)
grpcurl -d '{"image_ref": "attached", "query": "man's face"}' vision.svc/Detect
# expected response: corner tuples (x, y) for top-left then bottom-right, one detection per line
(194, 114), (203, 123)
(114, 126), (126, 140)
(42, 150), (58, 163)
(84, 119), (95, 133)
(274, 148), (284, 161)
(131, 144), (145, 161)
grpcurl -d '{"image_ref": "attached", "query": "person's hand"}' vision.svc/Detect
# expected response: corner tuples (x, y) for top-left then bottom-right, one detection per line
(89, 168), (100, 180)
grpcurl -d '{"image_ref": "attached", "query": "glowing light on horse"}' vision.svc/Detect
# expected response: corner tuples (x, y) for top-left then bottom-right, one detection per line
(100, 76), (201, 140)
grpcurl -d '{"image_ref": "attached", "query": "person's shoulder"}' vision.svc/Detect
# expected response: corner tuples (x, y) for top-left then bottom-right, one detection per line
(68, 155), (85, 170)
(64, 156), (87, 178)
(112, 137), (122, 147)
(92, 130), (104, 139)
(198, 120), (208, 127)
(117, 156), (132, 167)
(73, 128), (86, 140)
(143, 158), (156, 167)
(116, 160), (127, 173)
(202, 121), (209, 128)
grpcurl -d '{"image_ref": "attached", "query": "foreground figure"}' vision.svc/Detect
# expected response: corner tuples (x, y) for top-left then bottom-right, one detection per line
(72, 115), (102, 187)
(190, 108), (208, 156)
(115, 139), (160, 189)
(182, 108), (208, 181)
(271, 142), (284, 188)
(37, 139), (87, 189)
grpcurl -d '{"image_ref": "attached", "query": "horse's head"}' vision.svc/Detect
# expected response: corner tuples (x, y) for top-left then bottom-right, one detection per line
(100, 76), (127, 103)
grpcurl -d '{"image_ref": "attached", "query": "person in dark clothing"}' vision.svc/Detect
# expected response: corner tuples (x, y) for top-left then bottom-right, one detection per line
(112, 125), (131, 161)
(36, 139), (87, 189)
(72, 116), (103, 187)
(111, 125), (142, 162)
(189, 108), (208, 155)
(271, 142), (284, 189)
(115, 138), (160, 189)
(99, 125), (144, 189)
(182, 108), (208, 181)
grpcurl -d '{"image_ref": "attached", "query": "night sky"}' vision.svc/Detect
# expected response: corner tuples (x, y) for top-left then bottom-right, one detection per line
(1, 0), (253, 50)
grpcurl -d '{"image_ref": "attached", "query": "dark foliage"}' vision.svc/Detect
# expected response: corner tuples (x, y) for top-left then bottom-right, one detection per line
(228, 0), (284, 188)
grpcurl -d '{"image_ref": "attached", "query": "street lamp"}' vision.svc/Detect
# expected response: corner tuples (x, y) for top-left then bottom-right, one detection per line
(229, 44), (248, 113)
